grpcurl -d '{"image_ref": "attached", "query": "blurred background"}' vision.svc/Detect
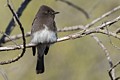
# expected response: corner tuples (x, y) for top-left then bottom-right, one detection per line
(0, 0), (120, 80)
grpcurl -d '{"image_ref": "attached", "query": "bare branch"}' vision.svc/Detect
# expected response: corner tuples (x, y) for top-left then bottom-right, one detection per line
(0, 0), (26, 65)
(91, 34), (115, 80)
(115, 28), (120, 34)
(1, 31), (120, 51)
(1, 14), (120, 52)
(0, 0), (31, 45)
(106, 27), (120, 50)
(109, 61), (120, 80)
(3, 25), (84, 43)
(4, 32), (30, 43)
(85, 15), (120, 34)
(0, 31), (19, 46)
(4, 14), (120, 44)
(97, 30), (120, 40)
(57, 25), (85, 32)
(83, 5), (120, 32)
(3, 5), (120, 44)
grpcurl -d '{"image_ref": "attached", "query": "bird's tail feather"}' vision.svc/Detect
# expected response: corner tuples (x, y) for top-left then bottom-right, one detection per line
(36, 44), (46, 74)
(36, 55), (44, 74)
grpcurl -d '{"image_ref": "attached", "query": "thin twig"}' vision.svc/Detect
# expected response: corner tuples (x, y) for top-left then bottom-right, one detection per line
(85, 15), (120, 34)
(0, 0), (31, 45)
(0, 0), (26, 65)
(83, 5), (120, 32)
(4, 32), (30, 43)
(91, 34), (115, 80)
(57, 25), (85, 32)
(106, 27), (120, 50)
(115, 28), (120, 34)
(109, 61), (120, 80)
(97, 30), (120, 40)
(0, 31), (19, 46)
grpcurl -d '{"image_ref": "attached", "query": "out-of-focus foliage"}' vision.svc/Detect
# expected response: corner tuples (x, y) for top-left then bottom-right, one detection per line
(0, 0), (120, 80)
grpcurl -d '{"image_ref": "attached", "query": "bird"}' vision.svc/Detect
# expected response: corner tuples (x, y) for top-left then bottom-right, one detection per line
(31, 5), (59, 74)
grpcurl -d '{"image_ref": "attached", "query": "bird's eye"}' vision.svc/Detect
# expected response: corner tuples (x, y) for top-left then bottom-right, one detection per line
(44, 10), (51, 14)
(47, 10), (51, 14)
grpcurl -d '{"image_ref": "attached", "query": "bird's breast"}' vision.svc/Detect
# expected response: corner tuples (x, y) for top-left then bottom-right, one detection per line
(31, 27), (57, 44)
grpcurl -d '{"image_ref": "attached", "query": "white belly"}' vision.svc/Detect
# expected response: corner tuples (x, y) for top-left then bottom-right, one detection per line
(31, 28), (57, 44)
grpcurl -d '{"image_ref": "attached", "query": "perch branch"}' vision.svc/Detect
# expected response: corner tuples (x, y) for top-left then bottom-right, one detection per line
(1, 15), (120, 51)
(3, 5), (120, 44)
(3, 25), (84, 43)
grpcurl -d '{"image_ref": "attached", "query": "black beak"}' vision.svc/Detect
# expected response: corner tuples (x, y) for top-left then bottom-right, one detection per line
(53, 12), (59, 14)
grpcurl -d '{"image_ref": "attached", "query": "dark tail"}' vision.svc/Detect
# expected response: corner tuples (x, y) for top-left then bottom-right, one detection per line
(36, 55), (44, 74)
(36, 44), (49, 74)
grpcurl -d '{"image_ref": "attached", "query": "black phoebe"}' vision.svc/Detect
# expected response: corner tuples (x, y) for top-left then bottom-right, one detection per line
(31, 5), (59, 74)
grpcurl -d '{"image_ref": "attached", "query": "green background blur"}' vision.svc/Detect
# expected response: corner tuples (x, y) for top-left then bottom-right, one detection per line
(0, 0), (120, 80)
